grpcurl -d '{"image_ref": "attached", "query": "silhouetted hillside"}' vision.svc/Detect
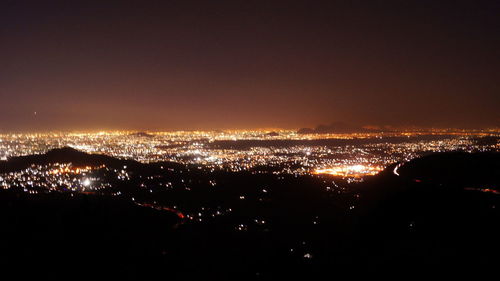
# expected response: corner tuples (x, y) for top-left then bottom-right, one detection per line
(0, 147), (140, 172)
(0, 147), (184, 173)
(0, 190), (180, 280)
(397, 151), (500, 187)
(1, 149), (499, 279)
(129, 131), (155, 138)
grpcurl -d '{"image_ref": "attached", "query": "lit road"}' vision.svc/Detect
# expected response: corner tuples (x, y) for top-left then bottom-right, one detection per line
(393, 163), (403, 176)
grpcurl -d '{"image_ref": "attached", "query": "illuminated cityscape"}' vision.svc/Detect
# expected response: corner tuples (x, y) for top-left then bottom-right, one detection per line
(2, 129), (497, 233)
(1, 0), (499, 278)
(1, 129), (498, 177)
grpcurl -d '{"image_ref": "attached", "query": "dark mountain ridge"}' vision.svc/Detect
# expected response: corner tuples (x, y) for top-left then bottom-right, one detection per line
(397, 151), (500, 187)
(0, 147), (184, 173)
(0, 147), (139, 171)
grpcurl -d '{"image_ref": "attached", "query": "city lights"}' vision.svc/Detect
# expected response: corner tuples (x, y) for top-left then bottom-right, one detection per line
(0, 130), (498, 179)
(314, 164), (383, 177)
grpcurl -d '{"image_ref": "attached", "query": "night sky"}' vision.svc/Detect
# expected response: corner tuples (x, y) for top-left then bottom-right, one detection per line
(0, 0), (499, 131)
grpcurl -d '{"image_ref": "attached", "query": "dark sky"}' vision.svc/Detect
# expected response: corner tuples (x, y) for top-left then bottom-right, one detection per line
(0, 0), (499, 131)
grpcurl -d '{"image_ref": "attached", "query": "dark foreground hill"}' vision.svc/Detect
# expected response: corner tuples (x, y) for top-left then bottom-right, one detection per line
(397, 151), (500, 187)
(350, 152), (500, 272)
(0, 149), (499, 279)
(0, 147), (141, 172)
(0, 147), (184, 173)
(0, 191), (180, 280)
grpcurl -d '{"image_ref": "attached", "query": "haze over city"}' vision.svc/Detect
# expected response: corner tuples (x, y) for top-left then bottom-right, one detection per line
(1, 0), (499, 131)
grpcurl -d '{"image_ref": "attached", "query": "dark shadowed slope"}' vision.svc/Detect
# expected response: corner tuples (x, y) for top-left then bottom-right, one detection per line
(0, 147), (185, 173)
(0, 149), (499, 279)
(397, 151), (500, 187)
(0, 147), (143, 172)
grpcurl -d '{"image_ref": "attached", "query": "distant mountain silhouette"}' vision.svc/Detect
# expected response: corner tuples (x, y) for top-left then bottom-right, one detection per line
(297, 122), (384, 134)
(129, 131), (155, 138)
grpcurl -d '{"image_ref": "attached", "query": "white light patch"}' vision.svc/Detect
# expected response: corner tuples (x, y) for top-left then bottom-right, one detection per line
(82, 178), (91, 187)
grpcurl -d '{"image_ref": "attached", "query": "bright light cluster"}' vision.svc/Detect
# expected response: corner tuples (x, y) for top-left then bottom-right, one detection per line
(314, 164), (383, 177)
